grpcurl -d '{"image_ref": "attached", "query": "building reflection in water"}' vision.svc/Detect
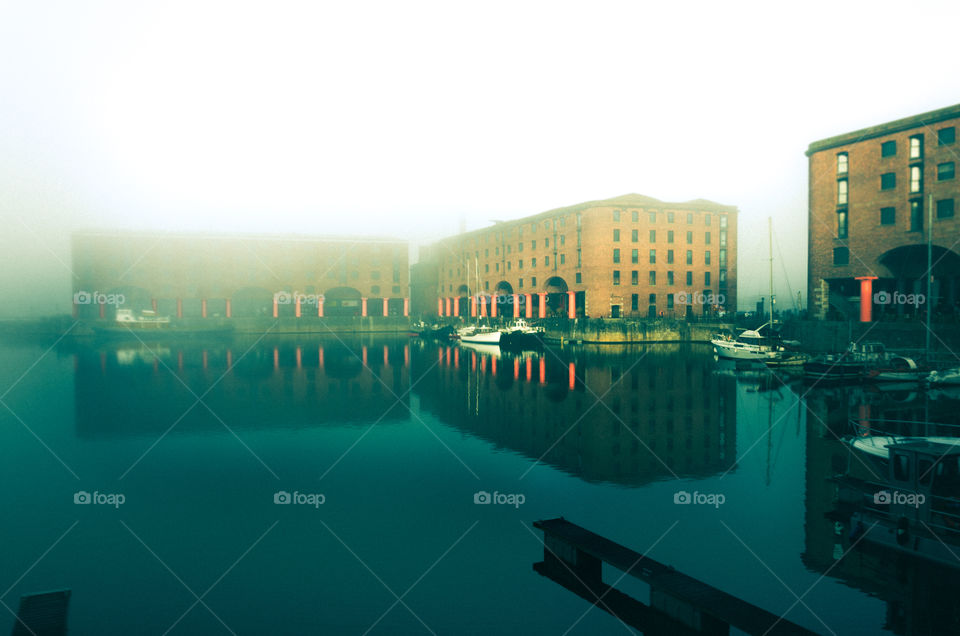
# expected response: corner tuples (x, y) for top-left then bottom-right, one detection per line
(803, 383), (960, 635)
(71, 338), (737, 487)
(411, 341), (737, 486)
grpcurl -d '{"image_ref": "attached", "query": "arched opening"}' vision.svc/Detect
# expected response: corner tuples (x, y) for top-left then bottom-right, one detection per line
(544, 276), (570, 317)
(232, 287), (275, 318)
(457, 284), (471, 318)
(324, 287), (363, 317)
(873, 245), (960, 319)
(494, 281), (514, 317)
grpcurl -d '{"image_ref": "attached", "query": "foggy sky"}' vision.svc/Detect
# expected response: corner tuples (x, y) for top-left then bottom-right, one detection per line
(2, 0), (959, 317)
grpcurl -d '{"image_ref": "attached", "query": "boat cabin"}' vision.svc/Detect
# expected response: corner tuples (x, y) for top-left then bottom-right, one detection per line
(871, 441), (960, 532)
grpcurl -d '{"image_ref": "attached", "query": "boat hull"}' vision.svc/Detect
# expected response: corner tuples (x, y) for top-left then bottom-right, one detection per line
(711, 339), (778, 361)
(460, 331), (501, 345)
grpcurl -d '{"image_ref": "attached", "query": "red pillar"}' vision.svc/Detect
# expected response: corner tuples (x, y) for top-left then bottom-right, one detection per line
(445, 297), (452, 317)
(361, 297), (368, 317)
(295, 296), (301, 318)
(362, 346), (368, 366)
(318, 297), (324, 318)
(491, 294), (497, 318)
(525, 356), (532, 381)
(272, 296), (278, 318)
(480, 295), (487, 318)
(567, 291), (576, 319)
(177, 298), (183, 319)
(569, 362), (576, 390)
(538, 292), (547, 319)
(453, 296), (460, 317)
(525, 293), (533, 318)
(438, 298), (444, 316)
(855, 276), (878, 323)
(470, 295), (477, 317)
(296, 347), (302, 369)
(539, 357), (546, 384)
(383, 298), (389, 317)
(319, 346), (324, 370)
(514, 357), (520, 379)
(491, 357), (497, 376)
(403, 297), (409, 317)
(201, 298), (208, 318)
(513, 293), (520, 318)
(225, 299), (231, 318)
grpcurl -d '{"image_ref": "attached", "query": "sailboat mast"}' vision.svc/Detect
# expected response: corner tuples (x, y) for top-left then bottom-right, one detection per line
(769, 217), (774, 325)
(926, 194), (933, 357)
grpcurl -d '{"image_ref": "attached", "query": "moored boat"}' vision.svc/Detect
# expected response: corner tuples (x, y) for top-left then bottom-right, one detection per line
(499, 318), (544, 350)
(803, 341), (890, 383)
(711, 322), (783, 361)
(458, 325), (501, 345)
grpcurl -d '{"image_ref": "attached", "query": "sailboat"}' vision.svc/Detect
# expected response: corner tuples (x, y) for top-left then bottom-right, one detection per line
(458, 257), (501, 345)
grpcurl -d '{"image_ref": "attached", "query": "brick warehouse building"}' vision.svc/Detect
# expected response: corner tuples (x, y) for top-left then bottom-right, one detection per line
(421, 194), (737, 320)
(807, 104), (960, 321)
(72, 231), (410, 320)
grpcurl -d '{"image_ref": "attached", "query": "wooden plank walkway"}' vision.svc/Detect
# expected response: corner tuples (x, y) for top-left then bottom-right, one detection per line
(10, 590), (71, 636)
(534, 518), (817, 636)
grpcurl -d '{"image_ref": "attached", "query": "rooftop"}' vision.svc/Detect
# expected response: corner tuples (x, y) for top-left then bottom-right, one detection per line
(807, 103), (960, 155)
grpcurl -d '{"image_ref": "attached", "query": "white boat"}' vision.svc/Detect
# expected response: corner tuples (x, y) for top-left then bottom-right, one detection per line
(866, 355), (926, 382)
(458, 325), (501, 345)
(500, 318), (544, 349)
(927, 368), (960, 385)
(850, 435), (960, 459)
(711, 322), (782, 361)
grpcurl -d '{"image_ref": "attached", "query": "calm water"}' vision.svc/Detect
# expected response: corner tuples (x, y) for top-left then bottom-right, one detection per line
(0, 335), (956, 634)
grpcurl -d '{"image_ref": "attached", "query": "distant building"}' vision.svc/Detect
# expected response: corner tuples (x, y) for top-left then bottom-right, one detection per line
(72, 230), (410, 319)
(423, 193), (737, 319)
(807, 104), (960, 321)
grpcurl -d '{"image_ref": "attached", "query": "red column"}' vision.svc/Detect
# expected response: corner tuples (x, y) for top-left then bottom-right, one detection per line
(319, 346), (324, 371)
(525, 356), (532, 381)
(361, 297), (368, 317)
(480, 295), (487, 318)
(470, 295), (477, 317)
(272, 296), (278, 318)
(438, 298), (444, 316)
(296, 347), (302, 369)
(383, 345), (389, 366)
(362, 346), (368, 366)
(318, 297), (324, 318)
(453, 296), (460, 317)
(295, 296), (301, 318)
(513, 293), (520, 318)
(201, 298), (208, 318)
(225, 299), (231, 318)
(177, 298), (183, 319)
(491, 357), (497, 376)
(383, 298), (389, 317)
(567, 291), (576, 319)
(514, 357), (520, 379)
(855, 276), (878, 323)
(538, 292), (547, 319)
(490, 294), (497, 318)
(525, 293), (533, 318)
(569, 362), (576, 390)
(403, 297), (409, 317)
(445, 297), (452, 316)
(539, 357), (546, 384)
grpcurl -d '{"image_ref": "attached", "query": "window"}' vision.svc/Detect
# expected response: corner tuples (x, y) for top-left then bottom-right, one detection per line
(519, 259), (523, 269)
(686, 250), (693, 265)
(613, 249), (620, 264)
(668, 230), (674, 243)
(648, 212), (656, 223)
(531, 257), (537, 267)
(613, 229), (620, 242)
(544, 255), (549, 266)
(613, 209), (621, 221)
(910, 199), (923, 231)
(705, 250), (711, 265)
(837, 209), (848, 238)
(719, 270), (726, 284)
(575, 272), (581, 284)
(686, 231), (693, 244)
(667, 249), (674, 264)
(649, 271), (656, 285)
(880, 206), (896, 225)
(531, 240), (536, 249)
(720, 230), (727, 247)
(837, 152), (848, 175)
(667, 212), (674, 222)
(937, 198), (955, 219)
(649, 230), (655, 243)
(519, 278), (523, 288)
(881, 172), (896, 190)
(371, 285), (380, 294)
(939, 127), (956, 146)
(837, 178), (848, 205)
(560, 234), (565, 245)
(577, 249), (581, 267)
(613, 270), (620, 285)
(719, 215), (727, 229)
(518, 242), (523, 251)
(667, 293), (674, 309)
(631, 270), (639, 285)
(719, 249), (727, 267)
(627, 229), (636, 243)
(632, 210), (639, 222)
(631, 294), (639, 312)
(909, 134), (923, 160)
(507, 261), (511, 270)
(649, 249), (656, 264)
(560, 254), (565, 264)
(686, 271), (693, 285)
(667, 271), (674, 285)
(833, 247), (849, 265)
(705, 231), (711, 244)
(485, 264), (489, 273)
(649, 293), (656, 307)
(705, 213), (711, 226)
(687, 213), (693, 224)
(910, 165), (922, 193)
(881, 140), (896, 157)
(705, 272), (711, 286)
(631, 249), (639, 264)
(531, 276), (536, 287)
(939, 162), (955, 181)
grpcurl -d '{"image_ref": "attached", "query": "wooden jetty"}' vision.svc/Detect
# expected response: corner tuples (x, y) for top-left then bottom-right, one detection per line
(533, 518), (817, 635)
(10, 590), (71, 636)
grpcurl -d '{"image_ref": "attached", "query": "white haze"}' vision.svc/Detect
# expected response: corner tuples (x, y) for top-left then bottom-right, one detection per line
(2, 0), (959, 316)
